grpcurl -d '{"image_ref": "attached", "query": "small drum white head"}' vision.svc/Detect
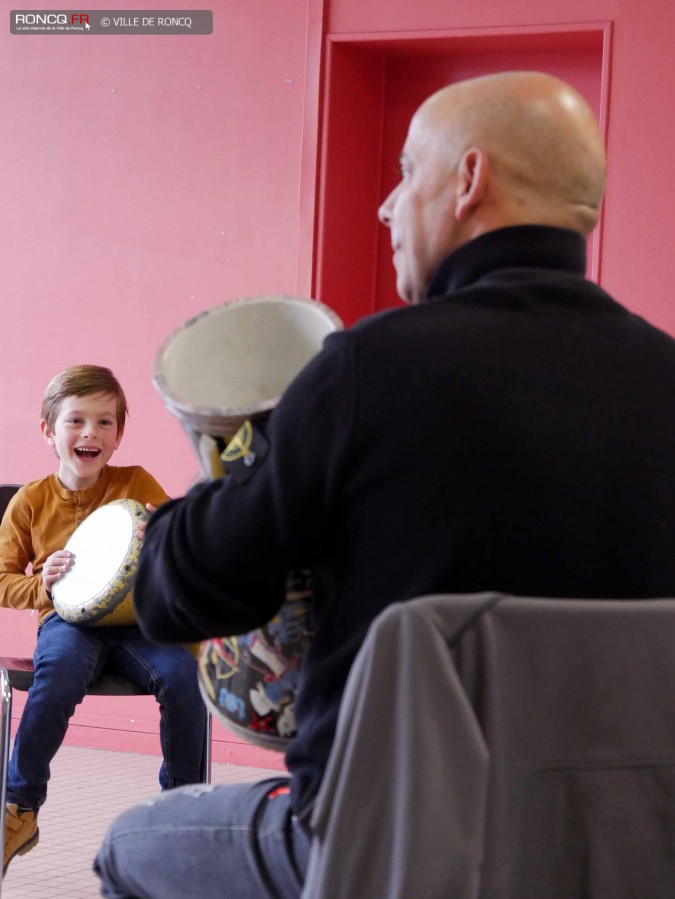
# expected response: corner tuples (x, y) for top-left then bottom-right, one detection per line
(52, 499), (147, 626)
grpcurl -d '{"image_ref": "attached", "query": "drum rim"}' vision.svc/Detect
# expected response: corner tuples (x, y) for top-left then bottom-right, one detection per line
(152, 294), (344, 423)
(52, 499), (146, 624)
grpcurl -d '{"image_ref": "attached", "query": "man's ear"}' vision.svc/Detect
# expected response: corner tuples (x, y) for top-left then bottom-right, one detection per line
(454, 147), (489, 221)
(40, 418), (55, 446)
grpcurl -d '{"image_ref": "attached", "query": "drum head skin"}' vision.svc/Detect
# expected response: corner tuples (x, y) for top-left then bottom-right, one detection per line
(52, 499), (147, 626)
(154, 295), (343, 438)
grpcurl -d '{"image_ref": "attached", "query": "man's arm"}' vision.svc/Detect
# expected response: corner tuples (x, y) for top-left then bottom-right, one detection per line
(133, 332), (357, 644)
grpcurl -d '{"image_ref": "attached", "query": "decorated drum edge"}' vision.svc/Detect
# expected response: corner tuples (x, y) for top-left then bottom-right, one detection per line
(154, 294), (343, 376)
(88, 593), (136, 627)
(152, 294), (344, 431)
(53, 579), (137, 627)
(197, 676), (290, 752)
(159, 394), (277, 438)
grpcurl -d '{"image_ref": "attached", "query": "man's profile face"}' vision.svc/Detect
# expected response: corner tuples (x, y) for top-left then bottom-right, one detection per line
(378, 110), (461, 304)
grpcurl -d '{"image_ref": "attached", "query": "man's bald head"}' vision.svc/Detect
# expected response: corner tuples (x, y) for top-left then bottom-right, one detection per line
(378, 72), (607, 303)
(419, 71), (606, 235)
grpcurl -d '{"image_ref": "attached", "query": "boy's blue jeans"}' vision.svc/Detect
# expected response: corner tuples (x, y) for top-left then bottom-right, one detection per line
(7, 612), (207, 809)
(94, 777), (311, 899)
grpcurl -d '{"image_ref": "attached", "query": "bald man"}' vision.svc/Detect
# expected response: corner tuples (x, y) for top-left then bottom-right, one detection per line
(96, 72), (675, 898)
(381, 72), (606, 303)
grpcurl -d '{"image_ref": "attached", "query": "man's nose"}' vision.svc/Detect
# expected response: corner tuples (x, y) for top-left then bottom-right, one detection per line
(378, 189), (394, 227)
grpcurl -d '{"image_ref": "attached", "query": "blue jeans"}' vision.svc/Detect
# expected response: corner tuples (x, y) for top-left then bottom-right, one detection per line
(94, 777), (311, 898)
(7, 613), (207, 809)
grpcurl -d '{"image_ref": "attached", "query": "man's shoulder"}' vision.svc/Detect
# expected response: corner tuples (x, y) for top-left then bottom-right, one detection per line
(337, 298), (482, 353)
(310, 307), (418, 376)
(335, 304), (420, 345)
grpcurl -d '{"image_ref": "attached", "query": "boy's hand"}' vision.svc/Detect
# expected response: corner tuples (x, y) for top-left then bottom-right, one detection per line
(43, 549), (74, 590)
(136, 503), (157, 541)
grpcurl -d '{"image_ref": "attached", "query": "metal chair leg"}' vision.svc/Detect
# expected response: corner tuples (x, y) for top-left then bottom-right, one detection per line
(204, 712), (212, 784)
(0, 667), (13, 896)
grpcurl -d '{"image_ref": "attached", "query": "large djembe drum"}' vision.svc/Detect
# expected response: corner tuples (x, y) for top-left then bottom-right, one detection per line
(154, 295), (343, 749)
(155, 294), (343, 480)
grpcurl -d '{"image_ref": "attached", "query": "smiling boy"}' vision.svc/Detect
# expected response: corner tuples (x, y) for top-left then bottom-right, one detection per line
(1, 364), (207, 875)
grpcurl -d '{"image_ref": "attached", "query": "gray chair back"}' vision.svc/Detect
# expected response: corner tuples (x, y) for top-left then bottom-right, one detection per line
(303, 593), (675, 899)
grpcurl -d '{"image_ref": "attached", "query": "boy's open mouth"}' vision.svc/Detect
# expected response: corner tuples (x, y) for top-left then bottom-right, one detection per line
(75, 447), (101, 459)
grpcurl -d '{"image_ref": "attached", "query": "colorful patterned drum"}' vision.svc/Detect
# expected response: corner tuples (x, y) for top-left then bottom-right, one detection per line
(52, 499), (147, 626)
(197, 570), (314, 751)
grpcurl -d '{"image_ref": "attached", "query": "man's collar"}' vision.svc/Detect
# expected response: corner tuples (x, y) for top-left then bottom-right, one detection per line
(425, 225), (588, 299)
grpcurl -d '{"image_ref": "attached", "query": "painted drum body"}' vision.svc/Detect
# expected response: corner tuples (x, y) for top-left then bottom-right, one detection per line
(197, 570), (314, 751)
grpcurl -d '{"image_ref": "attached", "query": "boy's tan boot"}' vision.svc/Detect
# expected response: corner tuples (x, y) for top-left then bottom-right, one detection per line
(3, 803), (39, 874)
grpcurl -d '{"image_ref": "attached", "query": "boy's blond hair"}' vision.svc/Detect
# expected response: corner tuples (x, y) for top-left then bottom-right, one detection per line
(41, 365), (128, 430)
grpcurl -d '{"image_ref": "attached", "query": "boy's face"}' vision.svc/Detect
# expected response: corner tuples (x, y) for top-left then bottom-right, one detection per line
(40, 392), (123, 490)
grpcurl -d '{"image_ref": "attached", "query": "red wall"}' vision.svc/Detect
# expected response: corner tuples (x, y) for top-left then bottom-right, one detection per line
(0, 0), (312, 769)
(315, 27), (608, 323)
(1, 0), (674, 766)
(317, 0), (675, 337)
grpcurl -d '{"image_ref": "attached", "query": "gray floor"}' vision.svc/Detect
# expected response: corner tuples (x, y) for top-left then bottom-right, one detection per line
(2, 745), (280, 899)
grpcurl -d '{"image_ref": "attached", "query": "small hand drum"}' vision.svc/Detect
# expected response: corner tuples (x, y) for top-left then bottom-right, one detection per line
(52, 499), (148, 626)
